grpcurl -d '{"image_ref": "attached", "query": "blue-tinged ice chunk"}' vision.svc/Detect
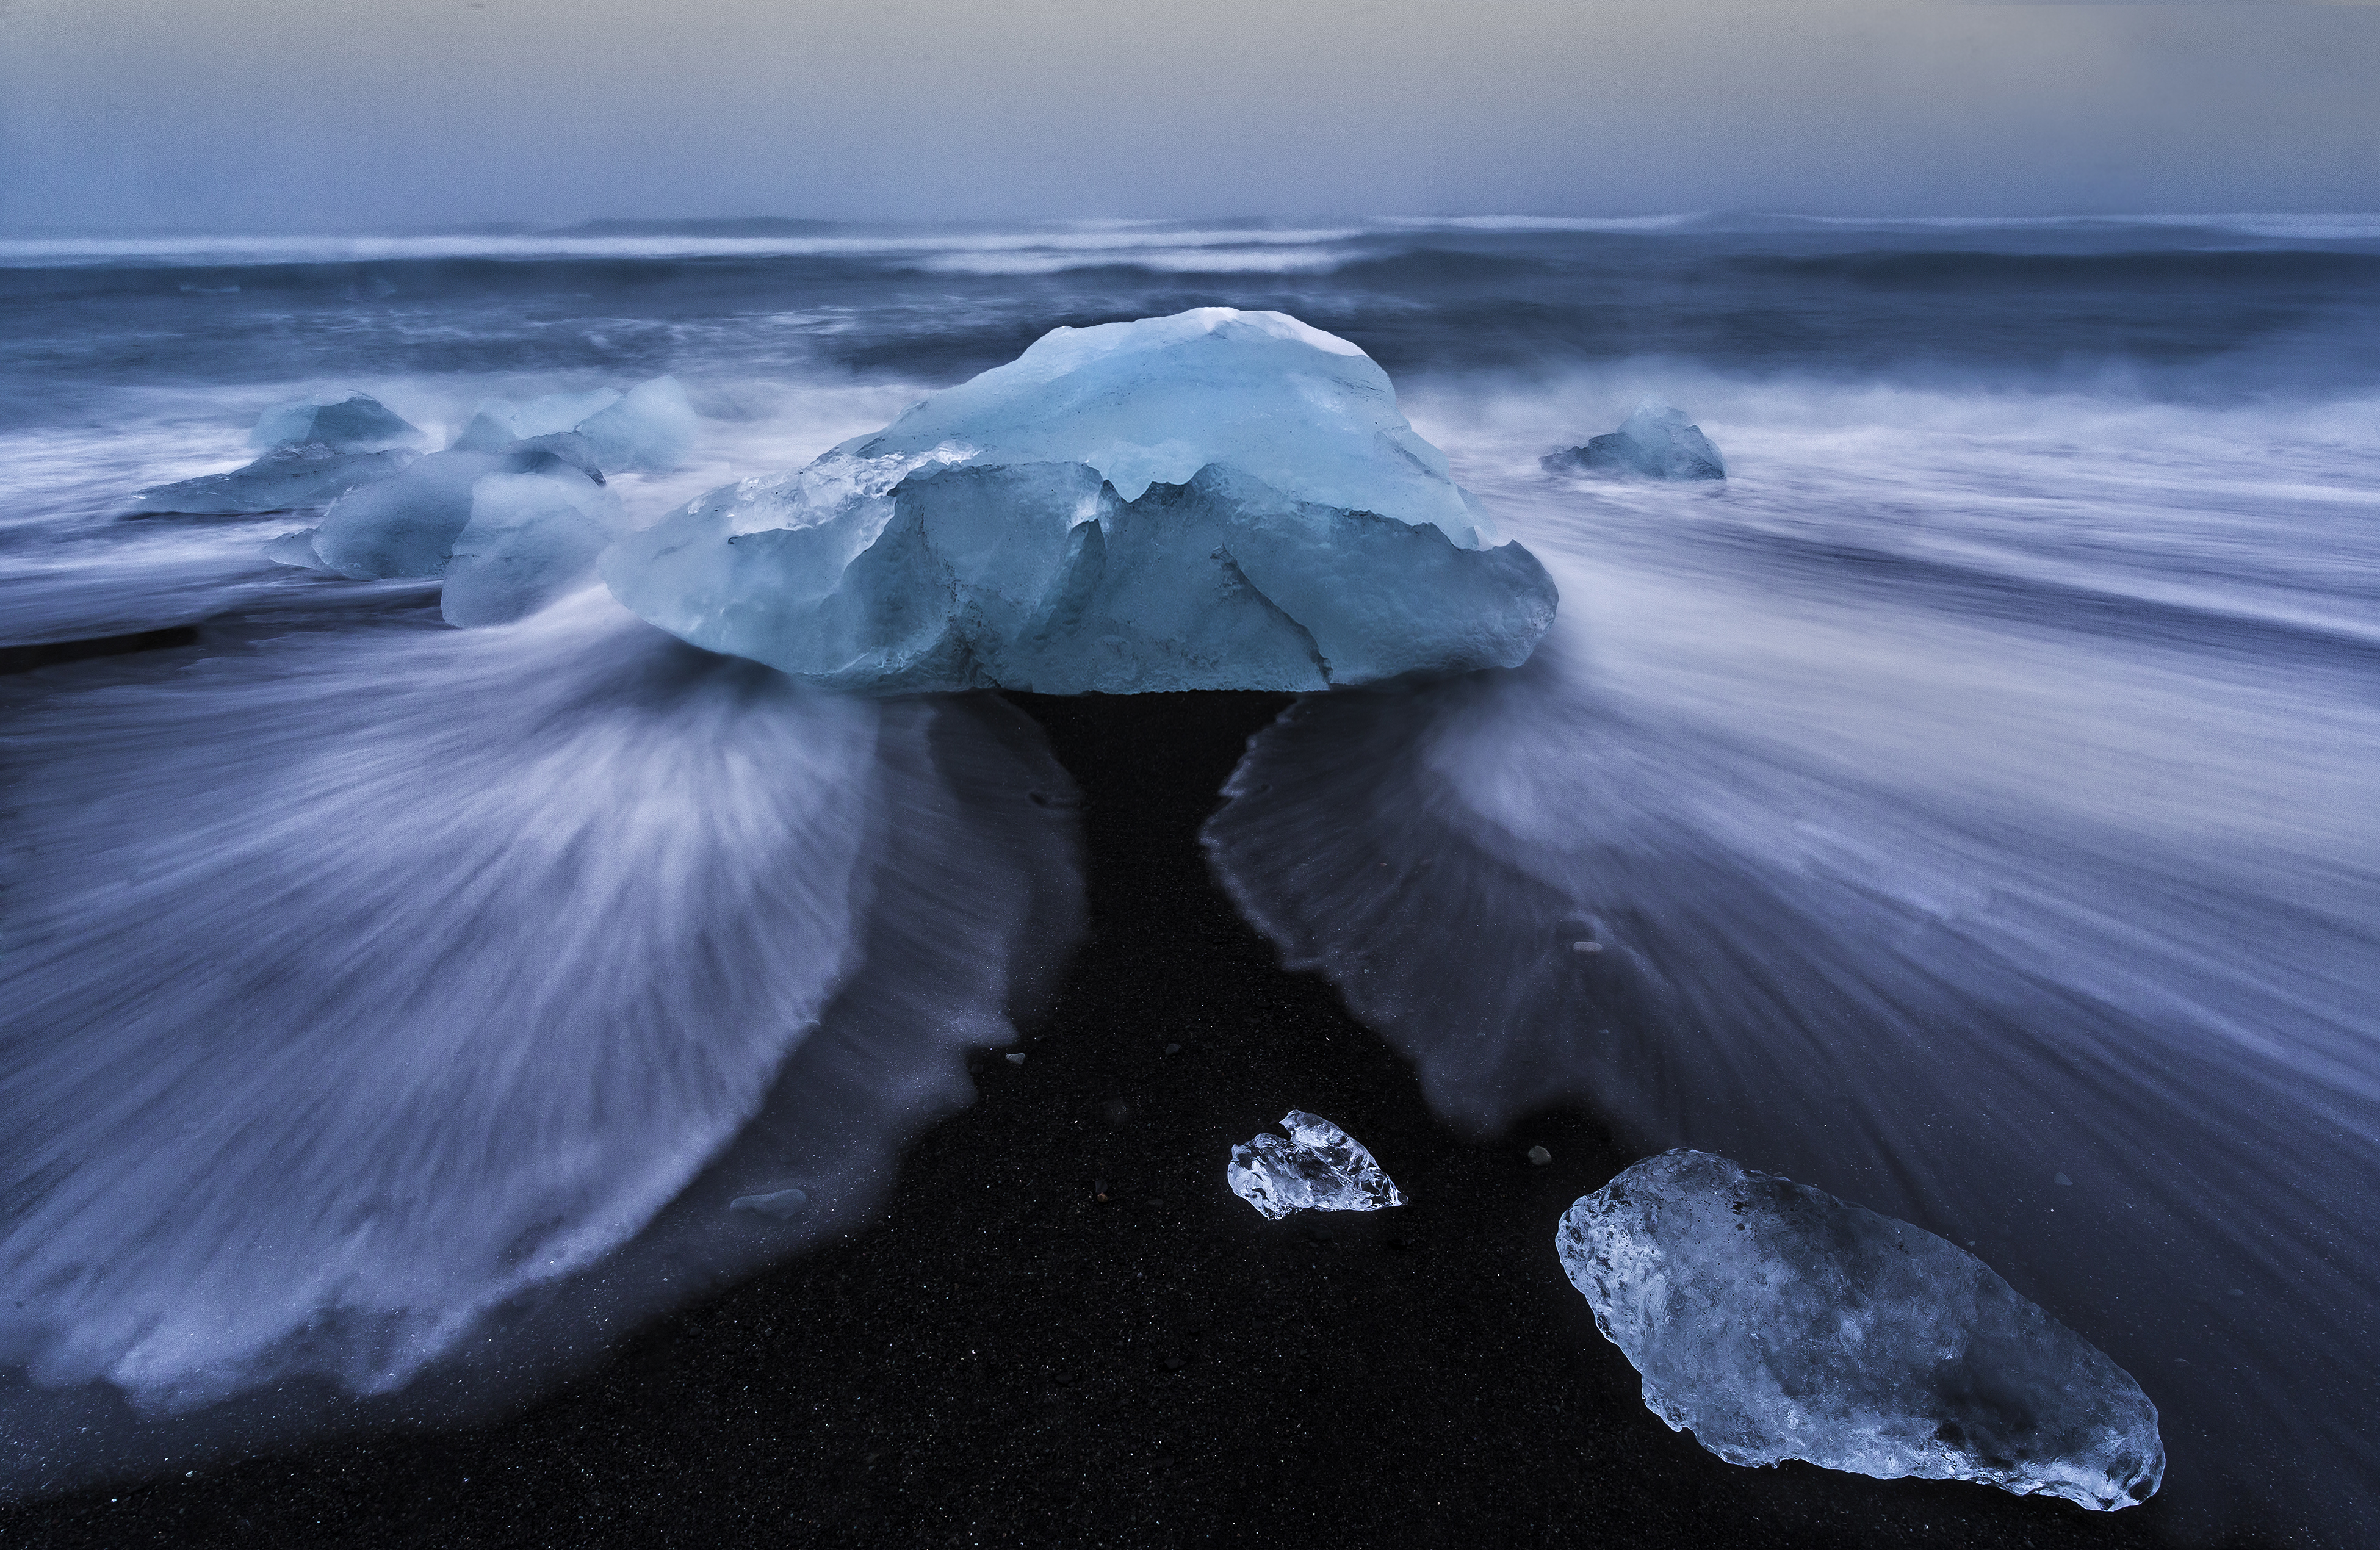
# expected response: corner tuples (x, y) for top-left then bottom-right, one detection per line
(602, 459), (1556, 694)
(574, 376), (698, 472)
(1544, 398), (1726, 481)
(1228, 1111), (1405, 1220)
(122, 444), (418, 517)
(314, 450), (512, 579)
(450, 388), (623, 453)
(251, 391), (426, 453)
(441, 472), (629, 627)
(838, 308), (1495, 547)
(600, 310), (1558, 693)
(1557, 1150), (2163, 1510)
(314, 439), (605, 582)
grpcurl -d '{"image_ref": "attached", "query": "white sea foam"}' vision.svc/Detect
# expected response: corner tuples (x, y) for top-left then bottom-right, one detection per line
(1209, 370), (2380, 1535)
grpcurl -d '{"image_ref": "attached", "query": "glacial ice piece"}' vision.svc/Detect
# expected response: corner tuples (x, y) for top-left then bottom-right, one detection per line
(1557, 1150), (2163, 1510)
(1227, 1111), (1405, 1220)
(836, 308), (1494, 546)
(251, 391), (426, 453)
(441, 472), (629, 627)
(574, 377), (698, 472)
(313, 438), (607, 583)
(1543, 398), (1726, 481)
(450, 388), (623, 453)
(600, 309), (1558, 693)
(123, 443), (419, 517)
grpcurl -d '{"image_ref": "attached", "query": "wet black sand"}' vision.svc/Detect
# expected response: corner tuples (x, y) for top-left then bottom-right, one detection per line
(0, 691), (2217, 1549)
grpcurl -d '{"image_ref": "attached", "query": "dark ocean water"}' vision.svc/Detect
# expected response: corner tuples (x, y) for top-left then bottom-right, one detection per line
(2, 215), (2376, 1544)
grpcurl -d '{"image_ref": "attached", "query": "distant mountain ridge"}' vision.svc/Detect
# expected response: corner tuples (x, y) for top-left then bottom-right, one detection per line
(557, 217), (842, 237)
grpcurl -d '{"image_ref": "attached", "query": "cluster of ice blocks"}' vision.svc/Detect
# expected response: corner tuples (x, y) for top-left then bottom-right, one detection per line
(1557, 1150), (2163, 1510)
(602, 309), (1557, 693)
(120, 378), (694, 627)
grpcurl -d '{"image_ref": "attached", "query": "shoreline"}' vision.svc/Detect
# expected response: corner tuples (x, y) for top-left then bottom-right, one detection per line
(1, 690), (2182, 1548)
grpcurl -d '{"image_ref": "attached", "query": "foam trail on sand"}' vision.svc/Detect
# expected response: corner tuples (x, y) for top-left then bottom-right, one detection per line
(1208, 388), (2380, 1540)
(0, 591), (1080, 1494)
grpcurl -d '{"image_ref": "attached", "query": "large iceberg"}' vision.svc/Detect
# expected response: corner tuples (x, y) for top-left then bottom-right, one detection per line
(1543, 398), (1726, 481)
(601, 309), (1557, 692)
(1557, 1151), (2163, 1510)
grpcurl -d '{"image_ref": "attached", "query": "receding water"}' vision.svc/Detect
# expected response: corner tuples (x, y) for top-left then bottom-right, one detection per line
(3, 215), (2375, 1541)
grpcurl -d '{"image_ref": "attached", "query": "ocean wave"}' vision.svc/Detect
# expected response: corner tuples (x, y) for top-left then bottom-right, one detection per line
(0, 226), (1368, 271)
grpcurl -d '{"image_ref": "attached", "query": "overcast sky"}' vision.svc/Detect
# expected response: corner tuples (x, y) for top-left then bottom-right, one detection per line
(2, 0), (2375, 230)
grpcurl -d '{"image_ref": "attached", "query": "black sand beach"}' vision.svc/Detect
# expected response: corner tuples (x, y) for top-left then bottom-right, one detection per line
(0, 690), (2199, 1549)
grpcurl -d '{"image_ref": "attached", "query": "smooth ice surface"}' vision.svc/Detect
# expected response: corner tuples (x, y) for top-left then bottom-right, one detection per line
(122, 444), (417, 517)
(1558, 1151), (2163, 1509)
(450, 388), (622, 453)
(837, 309), (1493, 546)
(601, 310), (1557, 692)
(441, 472), (629, 627)
(1544, 398), (1726, 480)
(251, 391), (425, 453)
(1227, 1111), (1405, 1220)
(575, 377), (698, 472)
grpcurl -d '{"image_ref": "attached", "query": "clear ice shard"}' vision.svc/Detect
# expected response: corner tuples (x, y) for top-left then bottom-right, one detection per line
(122, 443), (419, 517)
(1227, 1111), (1405, 1220)
(1543, 398), (1726, 480)
(601, 309), (1557, 693)
(250, 391), (427, 453)
(1557, 1150), (2163, 1510)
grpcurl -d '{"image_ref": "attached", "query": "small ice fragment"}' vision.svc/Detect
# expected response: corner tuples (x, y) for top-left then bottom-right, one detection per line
(727, 1188), (809, 1220)
(2055, 1172), (2075, 1186)
(1005, 1052), (1026, 1065)
(1557, 1150), (2163, 1510)
(1527, 1145), (1553, 1166)
(1227, 1110), (1404, 1220)
(251, 391), (426, 453)
(1543, 398), (1726, 481)
(1571, 940), (1603, 954)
